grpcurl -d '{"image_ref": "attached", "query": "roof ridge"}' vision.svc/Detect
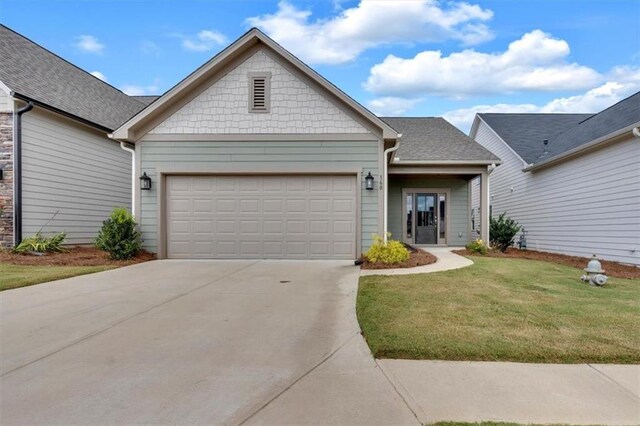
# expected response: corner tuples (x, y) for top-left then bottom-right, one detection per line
(0, 24), (145, 106)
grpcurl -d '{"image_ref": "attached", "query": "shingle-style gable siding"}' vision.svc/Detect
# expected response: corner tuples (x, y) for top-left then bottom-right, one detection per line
(21, 108), (131, 244)
(149, 49), (370, 135)
(473, 119), (640, 265)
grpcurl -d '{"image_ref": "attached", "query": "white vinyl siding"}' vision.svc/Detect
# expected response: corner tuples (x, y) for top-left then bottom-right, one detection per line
(0, 88), (12, 112)
(21, 108), (131, 244)
(474, 119), (640, 265)
(139, 139), (380, 254)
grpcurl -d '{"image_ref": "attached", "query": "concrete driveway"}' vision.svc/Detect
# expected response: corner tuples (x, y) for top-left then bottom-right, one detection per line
(0, 260), (418, 425)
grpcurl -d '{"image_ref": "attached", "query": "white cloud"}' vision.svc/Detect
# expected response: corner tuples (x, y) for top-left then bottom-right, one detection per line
(121, 80), (161, 96)
(368, 97), (423, 116)
(140, 40), (162, 56)
(181, 30), (228, 52)
(443, 69), (640, 132)
(90, 71), (107, 82)
(75, 35), (105, 54)
(247, 0), (494, 65)
(365, 30), (601, 98)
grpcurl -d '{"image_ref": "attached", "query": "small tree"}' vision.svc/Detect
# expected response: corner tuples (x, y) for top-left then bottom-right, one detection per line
(95, 208), (141, 260)
(490, 212), (521, 252)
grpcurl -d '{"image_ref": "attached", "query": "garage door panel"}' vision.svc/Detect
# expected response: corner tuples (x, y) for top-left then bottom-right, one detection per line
(166, 175), (357, 259)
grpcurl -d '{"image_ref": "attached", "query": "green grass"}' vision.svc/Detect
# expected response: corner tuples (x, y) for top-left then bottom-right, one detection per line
(0, 264), (114, 291)
(357, 257), (640, 363)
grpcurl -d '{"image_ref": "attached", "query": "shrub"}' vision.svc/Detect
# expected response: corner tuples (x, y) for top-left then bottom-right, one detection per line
(364, 233), (410, 264)
(14, 232), (66, 254)
(490, 212), (521, 252)
(465, 238), (488, 255)
(95, 208), (141, 260)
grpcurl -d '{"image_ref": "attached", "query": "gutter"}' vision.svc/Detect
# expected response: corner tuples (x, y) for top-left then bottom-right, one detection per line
(383, 135), (402, 244)
(13, 100), (34, 246)
(119, 142), (136, 218)
(10, 92), (112, 133)
(391, 159), (502, 166)
(523, 122), (640, 172)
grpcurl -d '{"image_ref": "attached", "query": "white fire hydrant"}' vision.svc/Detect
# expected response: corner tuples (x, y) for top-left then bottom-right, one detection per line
(580, 255), (608, 286)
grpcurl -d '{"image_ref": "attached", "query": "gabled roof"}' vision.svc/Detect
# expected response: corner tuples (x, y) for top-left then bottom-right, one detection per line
(536, 91), (640, 163)
(478, 91), (640, 167)
(478, 113), (592, 164)
(112, 28), (399, 141)
(0, 24), (146, 131)
(382, 117), (501, 164)
(132, 95), (160, 106)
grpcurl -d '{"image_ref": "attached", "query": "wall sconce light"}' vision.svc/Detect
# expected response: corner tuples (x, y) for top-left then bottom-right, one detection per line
(365, 172), (375, 190)
(140, 172), (152, 190)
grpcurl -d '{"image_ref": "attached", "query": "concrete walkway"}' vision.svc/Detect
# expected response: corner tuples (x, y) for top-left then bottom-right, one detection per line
(379, 359), (640, 425)
(360, 246), (473, 276)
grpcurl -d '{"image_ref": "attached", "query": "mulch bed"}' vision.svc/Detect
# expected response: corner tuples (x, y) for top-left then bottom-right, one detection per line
(0, 246), (155, 267)
(361, 245), (437, 270)
(453, 248), (640, 279)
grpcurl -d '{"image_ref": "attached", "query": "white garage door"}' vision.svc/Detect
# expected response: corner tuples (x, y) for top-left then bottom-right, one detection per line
(166, 175), (357, 259)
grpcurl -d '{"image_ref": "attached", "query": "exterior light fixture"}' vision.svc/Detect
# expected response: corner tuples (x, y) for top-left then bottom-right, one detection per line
(0, 168), (3, 180)
(365, 172), (375, 190)
(140, 172), (152, 190)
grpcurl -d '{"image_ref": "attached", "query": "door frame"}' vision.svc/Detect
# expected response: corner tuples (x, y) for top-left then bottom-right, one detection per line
(156, 168), (362, 259)
(401, 187), (451, 246)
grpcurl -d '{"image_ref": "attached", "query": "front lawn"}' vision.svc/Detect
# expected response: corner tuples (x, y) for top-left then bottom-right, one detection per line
(0, 246), (154, 291)
(357, 257), (640, 363)
(0, 263), (114, 291)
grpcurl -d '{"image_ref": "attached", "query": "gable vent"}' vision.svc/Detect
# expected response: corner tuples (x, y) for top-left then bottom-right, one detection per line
(249, 73), (271, 113)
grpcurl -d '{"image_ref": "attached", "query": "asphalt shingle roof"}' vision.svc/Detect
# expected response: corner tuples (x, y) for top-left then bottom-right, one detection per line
(0, 24), (146, 130)
(538, 91), (640, 163)
(132, 95), (160, 106)
(479, 91), (640, 165)
(478, 113), (593, 164)
(381, 117), (501, 163)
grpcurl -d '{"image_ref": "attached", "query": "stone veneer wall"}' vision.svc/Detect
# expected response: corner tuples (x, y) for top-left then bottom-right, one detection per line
(0, 112), (13, 247)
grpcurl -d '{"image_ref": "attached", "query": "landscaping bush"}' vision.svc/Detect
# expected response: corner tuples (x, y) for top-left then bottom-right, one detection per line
(364, 233), (410, 264)
(14, 232), (66, 254)
(465, 238), (488, 255)
(95, 208), (141, 260)
(490, 212), (521, 252)
(13, 231), (67, 253)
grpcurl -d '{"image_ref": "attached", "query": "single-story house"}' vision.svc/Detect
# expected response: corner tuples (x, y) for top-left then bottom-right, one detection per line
(0, 24), (149, 247)
(112, 28), (500, 259)
(1, 25), (500, 259)
(470, 91), (640, 265)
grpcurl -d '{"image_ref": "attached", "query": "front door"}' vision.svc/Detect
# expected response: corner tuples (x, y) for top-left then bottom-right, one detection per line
(415, 193), (437, 244)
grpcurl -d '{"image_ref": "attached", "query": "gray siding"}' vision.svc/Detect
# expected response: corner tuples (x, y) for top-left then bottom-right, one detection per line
(473, 119), (640, 265)
(21, 107), (131, 244)
(388, 176), (469, 246)
(139, 139), (380, 254)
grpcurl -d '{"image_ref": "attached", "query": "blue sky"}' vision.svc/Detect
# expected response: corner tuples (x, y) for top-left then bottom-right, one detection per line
(3, 0), (639, 131)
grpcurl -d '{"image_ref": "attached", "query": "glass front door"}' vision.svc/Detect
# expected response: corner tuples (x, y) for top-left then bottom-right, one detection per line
(415, 193), (438, 244)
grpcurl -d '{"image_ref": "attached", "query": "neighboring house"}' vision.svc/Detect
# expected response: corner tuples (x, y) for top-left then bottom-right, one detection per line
(0, 25), (146, 247)
(112, 29), (499, 259)
(470, 92), (640, 265)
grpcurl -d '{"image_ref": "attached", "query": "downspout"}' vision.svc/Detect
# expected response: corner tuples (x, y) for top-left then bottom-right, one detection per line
(119, 142), (136, 218)
(13, 100), (33, 246)
(383, 135), (402, 244)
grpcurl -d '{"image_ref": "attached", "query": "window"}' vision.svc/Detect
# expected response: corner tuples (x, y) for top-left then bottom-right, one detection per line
(249, 72), (271, 112)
